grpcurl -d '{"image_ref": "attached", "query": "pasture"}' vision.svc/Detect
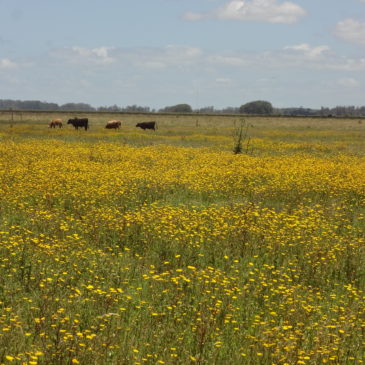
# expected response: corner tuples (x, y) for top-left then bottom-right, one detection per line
(0, 111), (365, 364)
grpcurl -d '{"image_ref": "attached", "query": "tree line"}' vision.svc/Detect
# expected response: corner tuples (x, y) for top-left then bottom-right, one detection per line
(0, 100), (152, 113)
(2, 99), (365, 117)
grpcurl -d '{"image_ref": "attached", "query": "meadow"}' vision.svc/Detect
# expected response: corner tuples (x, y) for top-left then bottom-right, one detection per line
(0, 111), (365, 364)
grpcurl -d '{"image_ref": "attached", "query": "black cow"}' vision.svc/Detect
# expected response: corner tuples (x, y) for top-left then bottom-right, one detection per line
(67, 118), (89, 130)
(136, 121), (156, 131)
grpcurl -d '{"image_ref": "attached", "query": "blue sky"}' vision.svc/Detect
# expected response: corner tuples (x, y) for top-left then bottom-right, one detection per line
(1, 0), (365, 109)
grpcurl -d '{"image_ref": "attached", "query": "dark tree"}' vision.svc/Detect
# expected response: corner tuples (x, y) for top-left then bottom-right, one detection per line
(239, 100), (273, 115)
(160, 104), (193, 113)
(122, 105), (150, 112)
(60, 103), (95, 111)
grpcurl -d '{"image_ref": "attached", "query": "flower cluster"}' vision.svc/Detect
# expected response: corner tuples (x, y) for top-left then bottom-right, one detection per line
(0, 126), (364, 364)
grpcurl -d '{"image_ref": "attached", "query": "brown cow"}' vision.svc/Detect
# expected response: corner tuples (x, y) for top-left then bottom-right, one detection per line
(105, 120), (121, 129)
(49, 119), (63, 128)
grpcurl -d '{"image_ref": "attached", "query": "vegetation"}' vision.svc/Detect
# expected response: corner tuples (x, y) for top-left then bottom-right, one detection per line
(159, 104), (193, 113)
(0, 100), (95, 112)
(239, 100), (274, 115)
(0, 114), (365, 364)
(4, 98), (365, 117)
(232, 118), (251, 155)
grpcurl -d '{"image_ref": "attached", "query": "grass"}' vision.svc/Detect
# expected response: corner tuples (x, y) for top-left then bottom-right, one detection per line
(0, 113), (365, 364)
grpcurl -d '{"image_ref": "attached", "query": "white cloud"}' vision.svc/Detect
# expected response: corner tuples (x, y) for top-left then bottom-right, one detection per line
(72, 46), (115, 64)
(209, 54), (249, 66)
(284, 43), (330, 59)
(208, 44), (333, 69)
(207, 44), (365, 72)
(6, 42), (365, 109)
(48, 43), (365, 74)
(336, 77), (360, 88)
(184, 0), (307, 24)
(52, 45), (203, 70)
(0, 58), (17, 69)
(165, 45), (203, 61)
(53, 46), (116, 65)
(334, 18), (365, 46)
(114, 45), (203, 70)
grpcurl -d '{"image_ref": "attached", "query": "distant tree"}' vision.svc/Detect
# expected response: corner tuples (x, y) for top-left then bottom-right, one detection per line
(196, 106), (215, 113)
(221, 106), (239, 114)
(239, 100), (273, 115)
(332, 105), (357, 117)
(280, 107), (317, 116)
(160, 104), (192, 113)
(0, 99), (19, 109)
(0, 99), (60, 110)
(319, 107), (330, 117)
(97, 104), (122, 112)
(122, 105), (150, 113)
(60, 103), (95, 111)
(358, 106), (365, 116)
(4, 97), (365, 117)
(17, 100), (40, 110)
(42, 102), (59, 110)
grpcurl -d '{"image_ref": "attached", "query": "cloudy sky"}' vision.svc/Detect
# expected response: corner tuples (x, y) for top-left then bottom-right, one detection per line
(1, 0), (365, 109)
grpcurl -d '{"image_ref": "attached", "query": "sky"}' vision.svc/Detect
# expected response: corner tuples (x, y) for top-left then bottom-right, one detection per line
(1, 0), (365, 109)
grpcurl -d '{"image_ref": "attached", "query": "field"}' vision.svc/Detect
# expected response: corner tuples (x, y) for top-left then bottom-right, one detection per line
(0, 111), (365, 364)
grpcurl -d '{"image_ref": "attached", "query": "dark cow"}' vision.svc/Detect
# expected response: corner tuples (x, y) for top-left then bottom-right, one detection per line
(49, 119), (63, 128)
(67, 118), (89, 130)
(105, 120), (121, 129)
(136, 121), (156, 131)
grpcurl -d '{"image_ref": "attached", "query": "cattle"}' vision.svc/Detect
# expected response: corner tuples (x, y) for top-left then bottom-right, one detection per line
(105, 120), (121, 129)
(49, 119), (63, 128)
(67, 117), (89, 130)
(136, 121), (157, 131)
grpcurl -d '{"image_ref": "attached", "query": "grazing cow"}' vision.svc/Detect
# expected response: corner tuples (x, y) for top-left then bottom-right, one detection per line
(105, 120), (121, 129)
(49, 119), (63, 128)
(136, 121), (157, 131)
(67, 117), (89, 130)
